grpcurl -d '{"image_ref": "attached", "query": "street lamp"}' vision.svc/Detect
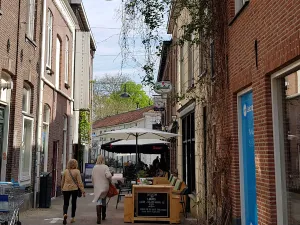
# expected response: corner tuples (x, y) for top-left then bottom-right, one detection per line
(120, 84), (131, 98)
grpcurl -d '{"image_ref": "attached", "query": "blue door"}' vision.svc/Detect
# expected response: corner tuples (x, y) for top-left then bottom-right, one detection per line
(240, 91), (258, 225)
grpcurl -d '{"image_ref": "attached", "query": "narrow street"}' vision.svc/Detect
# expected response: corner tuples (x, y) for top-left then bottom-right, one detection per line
(19, 189), (194, 225)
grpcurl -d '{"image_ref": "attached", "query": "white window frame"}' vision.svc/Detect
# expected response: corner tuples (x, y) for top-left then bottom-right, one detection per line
(271, 59), (300, 225)
(64, 36), (69, 84)
(22, 84), (31, 114)
(55, 37), (61, 89)
(235, 0), (249, 14)
(27, 0), (36, 40)
(46, 9), (53, 68)
(63, 116), (67, 170)
(19, 116), (34, 183)
(43, 105), (50, 172)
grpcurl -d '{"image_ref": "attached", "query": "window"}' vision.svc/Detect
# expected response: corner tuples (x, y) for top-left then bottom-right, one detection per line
(235, 0), (249, 14)
(180, 44), (185, 92)
(63, 116), (67, 170)
(64, 36), (69, 84)
(27, 0), (36, 40)
(0, 73), (12, 103)
(22, 84), (31, 113)
(20, 116), (33, 182)
(55, 37), (61, 89)
(182, 112), (196, 193)
(42, 104), (50, 172)
(273, 69), (300, 224)
(46, 9), (53, 68)
(188, 41), (194, 87)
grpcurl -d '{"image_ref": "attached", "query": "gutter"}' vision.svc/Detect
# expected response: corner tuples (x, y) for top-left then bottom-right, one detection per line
(34, 0), (47, 208)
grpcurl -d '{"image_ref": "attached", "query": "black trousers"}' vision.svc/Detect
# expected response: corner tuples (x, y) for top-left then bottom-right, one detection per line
(63, 190), (78, 217)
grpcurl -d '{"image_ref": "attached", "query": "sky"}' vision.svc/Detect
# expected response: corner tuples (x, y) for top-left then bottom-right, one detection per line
(82, 0), (165, 96)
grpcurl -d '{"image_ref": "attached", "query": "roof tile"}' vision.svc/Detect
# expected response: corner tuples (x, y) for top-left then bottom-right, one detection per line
(93, 106), (154, 129)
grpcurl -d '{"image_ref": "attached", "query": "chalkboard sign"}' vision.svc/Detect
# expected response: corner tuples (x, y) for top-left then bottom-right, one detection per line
(137, 193), (169, 217)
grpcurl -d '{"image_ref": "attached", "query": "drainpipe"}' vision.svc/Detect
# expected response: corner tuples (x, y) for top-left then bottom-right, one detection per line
(34, 0), (47, 208)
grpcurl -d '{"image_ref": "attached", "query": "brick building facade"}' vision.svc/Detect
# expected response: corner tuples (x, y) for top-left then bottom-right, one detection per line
(0, 0), (95, 208)
(226, 0), (300, 224)
(160, 0), (300, 224)
(0, 0), (41, 190)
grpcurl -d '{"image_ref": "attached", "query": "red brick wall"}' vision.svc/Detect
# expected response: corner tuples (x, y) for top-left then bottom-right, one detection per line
(0, 0), (41, 188)
(42, 0), (73, 195)
(226, 0), (300, 224)
(44, 0), (73, 95)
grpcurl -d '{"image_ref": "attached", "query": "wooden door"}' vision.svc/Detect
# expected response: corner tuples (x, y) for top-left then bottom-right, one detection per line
(52, 141), (58, 197)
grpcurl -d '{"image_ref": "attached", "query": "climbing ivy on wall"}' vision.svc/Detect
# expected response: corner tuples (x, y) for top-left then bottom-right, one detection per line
(79, 110), (91, 144)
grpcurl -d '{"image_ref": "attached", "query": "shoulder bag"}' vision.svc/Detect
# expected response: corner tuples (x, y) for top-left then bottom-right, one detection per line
(107, 183), (118, 198)
(68, 169), (82, 198)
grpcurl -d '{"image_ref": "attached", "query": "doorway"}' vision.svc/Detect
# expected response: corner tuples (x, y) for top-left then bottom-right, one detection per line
(52, 141), (59, 198)
(0, 107), (4, 174)
(238, 90), (258, 225)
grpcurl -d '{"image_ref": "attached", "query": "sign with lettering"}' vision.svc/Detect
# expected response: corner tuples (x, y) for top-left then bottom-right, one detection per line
(137, 193), (169, 217)
(154, 81), (172, 94)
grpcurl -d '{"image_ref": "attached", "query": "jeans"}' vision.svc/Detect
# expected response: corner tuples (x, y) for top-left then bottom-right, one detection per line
(96, 197), (106, 206)
(63, 190), (78, 217)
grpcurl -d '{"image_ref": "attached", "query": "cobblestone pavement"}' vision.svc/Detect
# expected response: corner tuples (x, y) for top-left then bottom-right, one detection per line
(19, 188), (193, 225)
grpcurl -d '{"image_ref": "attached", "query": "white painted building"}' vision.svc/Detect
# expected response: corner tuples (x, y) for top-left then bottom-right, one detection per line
(92, 106), (161, 165)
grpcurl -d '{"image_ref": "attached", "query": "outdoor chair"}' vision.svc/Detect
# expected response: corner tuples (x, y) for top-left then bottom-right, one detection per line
(179, 187), (189, 218)
(170, 176), (177, 186)
(116, 179), (132, 209)
(168, 174), (174, 182)
(172, 179), (183, 193)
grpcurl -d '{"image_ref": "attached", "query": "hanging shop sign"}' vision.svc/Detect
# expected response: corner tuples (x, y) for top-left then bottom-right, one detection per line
(153, 95), (165, 111)
(154, 81), (172, 94)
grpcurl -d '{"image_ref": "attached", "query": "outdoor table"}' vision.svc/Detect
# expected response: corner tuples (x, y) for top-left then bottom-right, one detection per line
(124, 184), (181, 224)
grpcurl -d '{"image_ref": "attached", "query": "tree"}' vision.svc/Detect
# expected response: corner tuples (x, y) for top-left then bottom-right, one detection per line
(93, 75), (153, 121)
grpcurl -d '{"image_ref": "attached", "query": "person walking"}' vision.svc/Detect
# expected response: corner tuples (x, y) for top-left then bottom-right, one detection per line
(92, 155), (112, 224)
(61, 159), (86, 224)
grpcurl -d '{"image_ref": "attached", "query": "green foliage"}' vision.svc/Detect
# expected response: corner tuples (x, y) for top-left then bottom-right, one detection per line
(121, 0), (216, 86)
(93, 76), (153, 120)
(79, 110), (91, 144)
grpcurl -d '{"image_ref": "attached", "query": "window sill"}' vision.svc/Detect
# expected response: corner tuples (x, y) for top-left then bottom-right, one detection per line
(22, 112), (34, 118)
(25, 35), (37, 48)
(229, 1), (250, 26)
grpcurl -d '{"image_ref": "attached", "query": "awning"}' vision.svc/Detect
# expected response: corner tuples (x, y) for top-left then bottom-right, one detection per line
(101, 139), (169, 154)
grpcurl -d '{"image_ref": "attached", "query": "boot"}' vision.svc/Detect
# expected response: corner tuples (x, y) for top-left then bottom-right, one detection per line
(96, 205), (102, 224)
(102, 206), (106, 220)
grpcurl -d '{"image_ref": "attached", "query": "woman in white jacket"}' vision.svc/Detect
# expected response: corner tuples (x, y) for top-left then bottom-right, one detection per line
(92, 155), (112, 224)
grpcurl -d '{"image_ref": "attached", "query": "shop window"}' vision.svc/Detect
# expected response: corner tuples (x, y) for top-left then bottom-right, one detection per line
(46, 9), (53, 68)
(42, 104), (50, 172)
(22, 84), (31, 114)
(182, 112), (196, 193)
(26, 0), (36, 40)
(273, 69), (300, 224)
(20, 116), (33, 182)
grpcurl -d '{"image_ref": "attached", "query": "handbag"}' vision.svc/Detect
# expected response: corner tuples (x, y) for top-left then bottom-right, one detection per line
(68, 169), (82, 198)
(106, 183), (118, 198)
